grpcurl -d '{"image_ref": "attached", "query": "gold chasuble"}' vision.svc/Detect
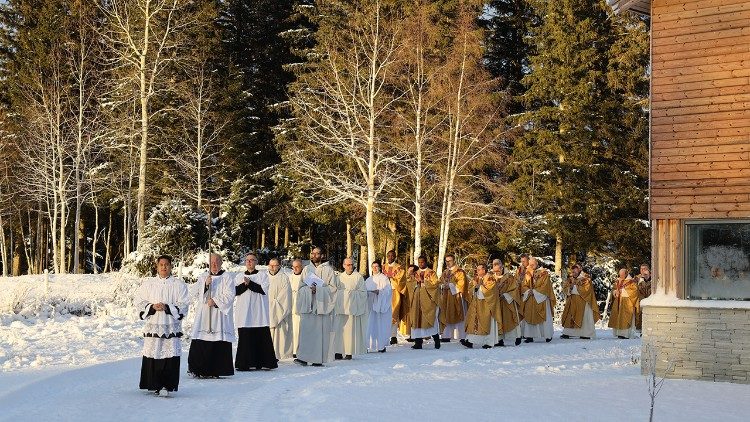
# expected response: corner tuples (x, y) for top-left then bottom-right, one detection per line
(495, 272), (522, 333)
(561, 273), (600, 329)
(521, 268), (556, 325)
(409, 269), (439, 330)
(609, 276), (638, 330)
(439, 266), (467, 329)
(465, 275), (502, 336)
(383, 261), (407, 327)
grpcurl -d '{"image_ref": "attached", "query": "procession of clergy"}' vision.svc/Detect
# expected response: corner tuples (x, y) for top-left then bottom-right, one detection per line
(135, 247), (652, 397)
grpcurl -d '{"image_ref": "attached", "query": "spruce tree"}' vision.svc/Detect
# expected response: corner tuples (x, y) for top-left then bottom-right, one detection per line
(508, 0), (649, 270)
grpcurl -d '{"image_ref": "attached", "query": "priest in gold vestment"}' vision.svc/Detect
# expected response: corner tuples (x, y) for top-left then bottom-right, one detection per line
(439, 254), (467, 344)
(463, 264), (502, 348)
(609, 268), (638, 339)
(492, 259), (522, 347)
(520, 257), (556, 343)
(408, 257), (441, 350)
(383, 250), (407, 345)
(560, 264), (600, 340)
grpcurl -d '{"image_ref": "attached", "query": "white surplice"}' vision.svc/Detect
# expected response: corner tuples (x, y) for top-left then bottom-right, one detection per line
(190, 272), (236, 342)
(365, 273), (392, 352)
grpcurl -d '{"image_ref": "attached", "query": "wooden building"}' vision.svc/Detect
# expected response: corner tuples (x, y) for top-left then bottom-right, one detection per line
(608, 0), (750, 383)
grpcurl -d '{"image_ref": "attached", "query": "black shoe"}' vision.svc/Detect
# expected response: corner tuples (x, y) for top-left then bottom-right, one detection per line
(412, 339), (423, 349)
(440, 338), (451, 343)
(494, 339), (505, 347)
(335, 353), (343, 360)
(545, 338), (552, 343)
(580, 336), (590, 340)
(294, 359), (308, 366)
(311, 363), (324, 367)
(462, 340), (473, 349)
(515, 338), (522, 346)
(482, 344), (492, 349)
(390, 337), (398, 345)
(617, 335), (628, 339)
(459, 339), (467, 346)
(406, 338), (415, 343)
(344, 355), (352, 360)
(293, 354), (297, 358)
(560, 334), (570, 339)
(378, 348), (386, 353)
(433, 334), (441, 349)
(524, 338), (534, 343)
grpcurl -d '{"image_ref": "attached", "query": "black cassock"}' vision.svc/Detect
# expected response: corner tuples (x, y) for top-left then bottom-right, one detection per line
(235, 273), (278, 370)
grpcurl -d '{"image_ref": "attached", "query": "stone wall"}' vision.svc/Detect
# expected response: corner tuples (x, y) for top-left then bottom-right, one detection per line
(641, 305), (750, 384)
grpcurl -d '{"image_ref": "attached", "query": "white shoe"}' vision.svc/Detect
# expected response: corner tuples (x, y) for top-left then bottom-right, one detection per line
(157, 389), (170, 398)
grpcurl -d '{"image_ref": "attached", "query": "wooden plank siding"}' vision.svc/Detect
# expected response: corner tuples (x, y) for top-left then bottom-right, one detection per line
(651, 219), (682, 297)
(650, 0), (750, 220)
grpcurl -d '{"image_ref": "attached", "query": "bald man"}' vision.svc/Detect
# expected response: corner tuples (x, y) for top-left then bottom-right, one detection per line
(289, 259), (304, 357)
(337, 258), (368, 359)
(188, 253), (235, 378)
(520, 257), (555, 343)
(268, 258), (293, 360)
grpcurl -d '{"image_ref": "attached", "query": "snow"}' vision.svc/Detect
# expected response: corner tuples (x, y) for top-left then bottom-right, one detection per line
(2, 273), (749, 421)
(641, 293), (750, 310)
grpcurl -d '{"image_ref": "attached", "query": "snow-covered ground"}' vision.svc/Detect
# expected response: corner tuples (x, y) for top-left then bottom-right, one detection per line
(1, 274), (749, 421)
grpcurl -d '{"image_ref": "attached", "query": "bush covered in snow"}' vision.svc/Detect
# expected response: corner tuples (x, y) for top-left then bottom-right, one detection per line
(121, 199), (210, 277)
(0, 273), (141, 320)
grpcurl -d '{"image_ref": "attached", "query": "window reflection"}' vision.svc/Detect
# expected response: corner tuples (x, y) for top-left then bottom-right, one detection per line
(686, 222), (750, 300)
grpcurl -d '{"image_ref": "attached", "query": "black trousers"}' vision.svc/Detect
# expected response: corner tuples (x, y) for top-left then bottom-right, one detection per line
(235, 326), (279, 370)
(140, 356), (180, 392)
(187, 339), (234, 377)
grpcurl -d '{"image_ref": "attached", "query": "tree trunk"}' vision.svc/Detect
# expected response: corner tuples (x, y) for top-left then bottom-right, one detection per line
(92, 202), (99, 274)
(104, 208), (113, 273)
(12, 240), (21, 276)
(346, 218), (353, 258)
(36, 207), (43, 274)
(284, 225), (289, 248)
(261, 227), (266, 250)
(0, 213), (7, 277)
(77, 216), (85, 273)
(73, 183), (82, 273)
(136, 18), (150, 249)
(365, 194), (376, 272)
(59, 158), (67, 274)
(359, 224), (367, 274)
(555, 232), (563, 276)
(274, 221), (280, 248)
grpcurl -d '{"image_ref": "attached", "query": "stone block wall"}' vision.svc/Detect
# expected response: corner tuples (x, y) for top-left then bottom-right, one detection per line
(641, 305), (750, 384)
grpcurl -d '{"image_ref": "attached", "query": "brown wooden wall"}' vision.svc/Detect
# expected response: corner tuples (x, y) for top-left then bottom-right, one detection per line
(650, 0), (750, 220)
(651, 219), (682, 297)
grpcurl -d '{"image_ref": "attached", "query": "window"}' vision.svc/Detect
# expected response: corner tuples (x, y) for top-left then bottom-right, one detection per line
(685, 221), (750, 300)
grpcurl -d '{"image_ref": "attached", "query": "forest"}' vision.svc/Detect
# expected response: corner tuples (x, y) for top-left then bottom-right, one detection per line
(0, 0), (650, 277)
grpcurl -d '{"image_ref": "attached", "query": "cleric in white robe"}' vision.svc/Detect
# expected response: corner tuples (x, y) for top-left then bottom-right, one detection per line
(294, 261), (335, 366)
(289, 260), (304, 357)
(234, 253), (277, 370)
(188, 253), (236, 378)
(302, 247), (341, 361)
(366, 261), (393, 353)
(337, 258), (368, 359)
(135, 255), (189, 397)
(267, 258), (293, 360)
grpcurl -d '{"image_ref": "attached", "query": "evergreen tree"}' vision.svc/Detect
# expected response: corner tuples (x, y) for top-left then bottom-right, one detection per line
(217, 0), (311, 249)
(481, 0), (536, 113)
(508, 0), (649, 271)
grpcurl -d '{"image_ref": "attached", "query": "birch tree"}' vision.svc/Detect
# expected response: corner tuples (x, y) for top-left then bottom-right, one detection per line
(283, 0), (403, 269)
(172, 52), (228, 210)
(69, 0), (108, 273)
(434, 6), (506, 275)
(100, 0), (195, 247)
(392, 1), (443, 262)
